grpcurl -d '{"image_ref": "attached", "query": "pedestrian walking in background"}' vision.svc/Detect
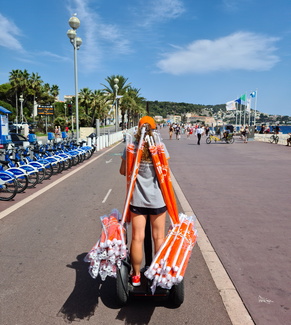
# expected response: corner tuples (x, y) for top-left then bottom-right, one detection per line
(242, 126), (249, 143)
(54, 126), (59, 138)
(205, 126), (210, 136)
(169, 124), (173, 140)
(175, 125), (181, 140)
(195, 125), (204, 145)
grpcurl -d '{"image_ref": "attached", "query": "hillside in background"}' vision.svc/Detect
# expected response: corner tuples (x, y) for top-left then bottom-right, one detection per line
(147, 100), (225, 117)
(146, 100), (291, 125)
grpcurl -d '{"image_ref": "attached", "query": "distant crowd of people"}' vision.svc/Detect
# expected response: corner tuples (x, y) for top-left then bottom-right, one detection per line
(167, 123), (211, 145)
(54, 125), (70, 138)
(258, 124), (280, 134)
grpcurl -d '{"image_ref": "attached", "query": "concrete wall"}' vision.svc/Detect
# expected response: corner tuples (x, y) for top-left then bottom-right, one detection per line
(80, 127), (95, 140)
(254, 133), (289, 145)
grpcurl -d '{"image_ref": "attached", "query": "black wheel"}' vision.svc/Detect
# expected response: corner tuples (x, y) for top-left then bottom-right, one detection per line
(63, 158), (71, 170)
(169, 279), (184, 307)
(228, 136), (235, 144)
(84, 150), (92, 160)
(16, 175), (28, 193)
(275, 136), (279, 144)
(37, 168), (45, 183)
(52, 162), (62, 175)
(27, 172), (39, 188)
(269, 136), (275, 143)
(44, 165), (53, 180)
(116, 261), (130, 306)
(78, 153), (85, 163)
(206, 137), (211, 144)
(71, 155), (79, 166)
(0, 178), (18, 201)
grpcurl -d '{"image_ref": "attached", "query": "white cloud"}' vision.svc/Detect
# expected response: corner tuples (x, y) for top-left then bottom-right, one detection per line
(0, 13), (24, 51)
(138, 0), (185, 27)
(68, 0), (131, 72)
(157, 32), (280, 74)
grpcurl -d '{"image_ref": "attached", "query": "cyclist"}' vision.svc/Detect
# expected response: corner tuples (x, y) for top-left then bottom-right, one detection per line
(223, 125), (233, 140)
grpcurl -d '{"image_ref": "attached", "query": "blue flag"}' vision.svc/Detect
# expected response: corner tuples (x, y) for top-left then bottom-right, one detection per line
(250, 91), (256, 98)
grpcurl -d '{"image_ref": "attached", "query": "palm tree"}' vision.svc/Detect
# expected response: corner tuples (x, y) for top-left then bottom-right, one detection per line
(9, 69), (30, 122)
(79, 88), (93, 116)
(9, 69), (22, 120)
(28, 72), (43, 120)
(101, 75), (131, 128)
(50, 84), (59, 100)
(91, 89), (110, 126)
(119, 87), (146, 128)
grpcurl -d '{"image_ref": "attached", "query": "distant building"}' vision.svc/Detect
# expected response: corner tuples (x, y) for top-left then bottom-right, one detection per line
(154, 116), (164, 122)
(64, 95), (74, 102)
(187, 114), (215, 125)
(166, 115), (181, 124)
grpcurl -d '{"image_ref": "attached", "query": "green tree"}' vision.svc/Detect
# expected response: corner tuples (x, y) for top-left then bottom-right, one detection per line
(101, 75), (131, 128)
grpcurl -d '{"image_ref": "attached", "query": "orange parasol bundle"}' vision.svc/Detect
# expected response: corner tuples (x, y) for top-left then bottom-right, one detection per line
(85, 128), (146, 281)
(120, 127), (146, 224)
(144, 213), (197, 293)
(145, 135), (179, 225)
(84, 209), (127, 280)
(144, 134), (198, 293)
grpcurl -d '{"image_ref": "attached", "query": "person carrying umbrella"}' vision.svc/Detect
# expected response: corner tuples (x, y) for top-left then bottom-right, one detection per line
(119, 116), (169, 286)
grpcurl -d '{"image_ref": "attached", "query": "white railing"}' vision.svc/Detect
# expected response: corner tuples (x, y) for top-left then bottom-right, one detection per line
(88, 127), (136, 151)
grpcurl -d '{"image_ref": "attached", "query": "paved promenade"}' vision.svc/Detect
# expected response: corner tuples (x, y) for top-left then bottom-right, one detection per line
(159, 128), (290, 325)
(1, 130), (290, 324)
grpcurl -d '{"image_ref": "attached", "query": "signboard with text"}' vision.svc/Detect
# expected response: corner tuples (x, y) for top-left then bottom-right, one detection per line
(37, 105), (54, 115)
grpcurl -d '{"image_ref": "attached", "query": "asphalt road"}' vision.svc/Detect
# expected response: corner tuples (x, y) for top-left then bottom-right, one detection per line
(0, 142), (233, 325)
(1, 130), (290, 325)
(160, 128), (290, 325)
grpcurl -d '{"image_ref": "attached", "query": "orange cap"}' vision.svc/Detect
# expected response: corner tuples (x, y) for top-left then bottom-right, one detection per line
(138, 116), (156, 129)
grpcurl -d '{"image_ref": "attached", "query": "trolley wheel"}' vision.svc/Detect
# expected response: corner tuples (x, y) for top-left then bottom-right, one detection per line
(206, 137), (211, 144)
(116, 260), (130, 306)
(169, 279), (184, 307)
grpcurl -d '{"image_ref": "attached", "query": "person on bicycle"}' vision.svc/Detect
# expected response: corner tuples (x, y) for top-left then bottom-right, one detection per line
(286, 133), (291, 146)
(119, 116), (168, 287)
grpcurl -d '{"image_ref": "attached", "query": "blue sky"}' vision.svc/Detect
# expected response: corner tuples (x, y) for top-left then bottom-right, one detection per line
(1, 0), (291, 116)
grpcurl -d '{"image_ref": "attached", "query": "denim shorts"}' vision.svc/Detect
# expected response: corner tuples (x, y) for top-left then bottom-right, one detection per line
(129, 205), (167, 215)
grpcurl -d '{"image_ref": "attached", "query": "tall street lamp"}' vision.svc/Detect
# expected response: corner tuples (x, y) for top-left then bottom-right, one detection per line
(19, 94), (24, 124)
(114, 78), (119, 132)
(67, 14), (82, 142)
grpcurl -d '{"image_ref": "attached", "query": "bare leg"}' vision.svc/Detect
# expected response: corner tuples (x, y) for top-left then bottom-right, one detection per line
(130, 213), (147, 276)
(150, 212), (166, 254)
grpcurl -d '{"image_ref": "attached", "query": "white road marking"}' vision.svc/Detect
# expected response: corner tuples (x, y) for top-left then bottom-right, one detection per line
(102, 189), (112, 203)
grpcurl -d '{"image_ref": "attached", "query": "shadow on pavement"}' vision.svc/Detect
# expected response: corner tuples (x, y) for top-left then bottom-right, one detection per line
(57, 252), (182, 324)
(57, 252), (102, 323)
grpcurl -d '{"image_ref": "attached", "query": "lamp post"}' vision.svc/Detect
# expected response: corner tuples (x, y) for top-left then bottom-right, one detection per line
(114, 78), (119, 132)
(19, 94), (24, 124)
(67, 14), (82, 142)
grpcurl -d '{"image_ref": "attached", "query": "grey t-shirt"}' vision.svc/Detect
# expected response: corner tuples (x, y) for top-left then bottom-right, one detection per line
(122, 144), (169, 208)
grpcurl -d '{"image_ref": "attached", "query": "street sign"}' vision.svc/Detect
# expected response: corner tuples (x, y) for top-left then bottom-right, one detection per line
(37, 105), (54, 115)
